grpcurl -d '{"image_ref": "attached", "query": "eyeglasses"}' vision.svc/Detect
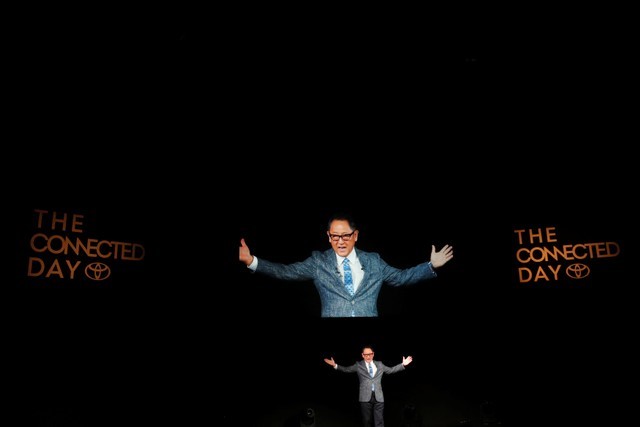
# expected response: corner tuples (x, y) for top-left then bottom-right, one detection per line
(329, 231), (355, 242)
(362, 353), (374, 356)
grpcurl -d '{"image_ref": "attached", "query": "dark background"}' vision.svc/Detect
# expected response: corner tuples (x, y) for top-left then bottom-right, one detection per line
(6, 4), (634, 426)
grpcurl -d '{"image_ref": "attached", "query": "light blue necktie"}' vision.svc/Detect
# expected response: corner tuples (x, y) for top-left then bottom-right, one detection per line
(368, 362), (375, 390)
(343, 258), (354, 295)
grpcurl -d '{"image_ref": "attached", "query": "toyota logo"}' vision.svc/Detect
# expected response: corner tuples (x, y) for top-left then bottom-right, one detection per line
(84, 262), (111, 281)
(565, 263), (590, 280)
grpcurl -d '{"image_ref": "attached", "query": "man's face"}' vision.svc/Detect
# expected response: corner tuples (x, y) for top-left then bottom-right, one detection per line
(362, 348), (374, 361)
(327, 220), (358, 257)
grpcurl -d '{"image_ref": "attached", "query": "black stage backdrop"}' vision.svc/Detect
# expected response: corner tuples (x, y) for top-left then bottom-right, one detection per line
(6, 7), (634, 427)
(7, 142), (632, 427)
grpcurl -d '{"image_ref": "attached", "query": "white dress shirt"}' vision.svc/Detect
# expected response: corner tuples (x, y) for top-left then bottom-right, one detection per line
(336, 249), (364, 293)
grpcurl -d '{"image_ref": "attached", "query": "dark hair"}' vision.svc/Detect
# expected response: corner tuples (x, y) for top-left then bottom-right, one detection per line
(327, 212), (357, 232)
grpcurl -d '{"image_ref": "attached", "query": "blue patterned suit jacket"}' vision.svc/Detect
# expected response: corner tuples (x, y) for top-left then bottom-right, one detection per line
(254, 248), (436, 317)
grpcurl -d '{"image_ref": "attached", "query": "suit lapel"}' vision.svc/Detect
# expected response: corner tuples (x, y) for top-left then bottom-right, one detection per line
(354, 251), (369, 295)
(325, 250), (344, 293)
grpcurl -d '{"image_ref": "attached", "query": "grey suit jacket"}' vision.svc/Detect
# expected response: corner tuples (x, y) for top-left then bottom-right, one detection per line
(336, 360), (405, 402)
(254, 248), (437, 317)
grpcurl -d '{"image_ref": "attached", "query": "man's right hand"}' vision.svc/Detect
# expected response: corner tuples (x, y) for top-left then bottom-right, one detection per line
(323, 357), (336, 367)
(239, 238), (253, 266)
